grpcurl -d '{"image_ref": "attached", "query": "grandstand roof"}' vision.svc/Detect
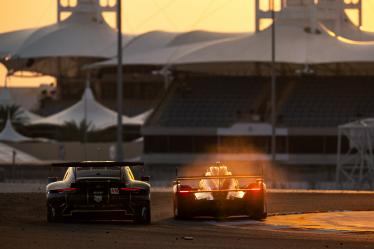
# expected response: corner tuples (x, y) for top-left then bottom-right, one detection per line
(323, 19), (374, 42)
(258, 0), (374, 42)
(319, 0), (374, 42)
(3, 0), (373, 75)
(88, 13), (374, 72)
(167, 30), (242, 46)
(0, 28), (38, 59)
(175, 23), (374, 66)
(0, 0), (132, 77)
(123, 31), (178, 56)
(86, 30), (242, 68)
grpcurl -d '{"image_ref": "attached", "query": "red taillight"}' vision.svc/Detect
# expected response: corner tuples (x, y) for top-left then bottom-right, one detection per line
(178, 190), (191, 194)
(120, 187), (142, 191)
(248, 187), (261, 191)
(177, 184), (192, 194)
(56, 187), (79, 193)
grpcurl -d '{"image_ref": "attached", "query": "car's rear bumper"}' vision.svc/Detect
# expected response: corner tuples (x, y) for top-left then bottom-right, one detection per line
(182, 199), (250, 216)
(47, 192), (149, 216)
(176, 191), (265, 217)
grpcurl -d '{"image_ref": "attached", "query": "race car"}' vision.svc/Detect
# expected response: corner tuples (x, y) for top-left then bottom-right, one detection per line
(46, 161), (151, 224)
(173, 162), (267, 220)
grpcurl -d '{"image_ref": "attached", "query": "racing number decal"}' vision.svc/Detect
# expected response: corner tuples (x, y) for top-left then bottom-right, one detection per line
(110, 188), (119, 195)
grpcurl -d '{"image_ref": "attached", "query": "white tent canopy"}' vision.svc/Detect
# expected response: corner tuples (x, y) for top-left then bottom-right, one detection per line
(87, 26), (374, 73)
(29, 87), (150, 130)
(0, 0), (132, 77)
(0, 28), (38, 58)
(86, 1), (374, 71)
(86, 30), (243, 68)
(86, 31), (178, 68)
(0, 118), (34, 142)
(130, 109), (153, 124)
(323, 19), (374, 42)
(13, 13), (128, 59)
(168, 30), (241, 46)
(2, 0), (374, 75)
(318, 0), (374, 42)
(174, 23), (374, 67)
(123, 31), (178, 56)
(257, 0), (374, 42)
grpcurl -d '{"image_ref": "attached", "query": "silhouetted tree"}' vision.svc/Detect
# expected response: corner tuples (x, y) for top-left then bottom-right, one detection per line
(59, 120), (93, 142)
(0, 105), (27, 128)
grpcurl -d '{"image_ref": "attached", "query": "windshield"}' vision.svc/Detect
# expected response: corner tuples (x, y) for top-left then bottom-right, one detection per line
(76, 166), (122, 179)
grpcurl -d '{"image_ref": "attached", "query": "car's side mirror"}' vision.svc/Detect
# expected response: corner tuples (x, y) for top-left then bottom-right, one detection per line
(47, 177), (58, 184)
(141, 176), (150, 182)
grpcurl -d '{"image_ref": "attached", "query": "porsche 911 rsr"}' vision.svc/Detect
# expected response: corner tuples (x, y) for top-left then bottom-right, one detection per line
(173, 163), (267, 220)
(46, 161), (151, 224)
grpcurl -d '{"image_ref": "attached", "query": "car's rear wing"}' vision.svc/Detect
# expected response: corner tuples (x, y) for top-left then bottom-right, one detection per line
(51, 161), (144, 167)
(174, 175), (264, 193)
(48, 161), (146, 183)
(176, 175), (263, 180)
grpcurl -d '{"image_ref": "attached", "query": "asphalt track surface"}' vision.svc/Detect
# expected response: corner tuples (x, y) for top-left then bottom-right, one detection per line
(1, 192), (374, 249)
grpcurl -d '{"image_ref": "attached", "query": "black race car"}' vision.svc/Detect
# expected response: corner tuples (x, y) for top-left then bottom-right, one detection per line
(173, 163), (267, 220)
(46, 161), (151, 224)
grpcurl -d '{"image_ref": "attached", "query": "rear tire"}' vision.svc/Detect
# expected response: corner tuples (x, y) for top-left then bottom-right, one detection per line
(174, 206), (189, 220)
(174, 198), (190, 220)
(47, 205), (62, 223)
(251, 198), (267, 220)
(134, 202), (151, 224)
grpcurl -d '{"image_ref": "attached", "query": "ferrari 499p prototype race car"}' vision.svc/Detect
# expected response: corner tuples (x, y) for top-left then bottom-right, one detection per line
(46, 161), (151, 224)
(173, 162), (267, 220)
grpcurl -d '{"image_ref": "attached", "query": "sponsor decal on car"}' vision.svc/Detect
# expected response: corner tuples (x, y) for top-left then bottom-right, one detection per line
(94, 195), (103, 203)
(110, 188), (119, 195)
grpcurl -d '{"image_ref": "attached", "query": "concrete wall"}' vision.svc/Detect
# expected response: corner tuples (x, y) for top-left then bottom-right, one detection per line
(7, 141), (143, 161)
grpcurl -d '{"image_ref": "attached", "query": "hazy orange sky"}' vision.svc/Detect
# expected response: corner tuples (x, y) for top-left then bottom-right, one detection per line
(0, 0), (374, 87)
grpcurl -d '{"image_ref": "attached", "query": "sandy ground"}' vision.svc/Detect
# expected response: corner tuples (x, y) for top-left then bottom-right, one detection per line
(1, 192), (374, 249)
(265, 211), (374, 232)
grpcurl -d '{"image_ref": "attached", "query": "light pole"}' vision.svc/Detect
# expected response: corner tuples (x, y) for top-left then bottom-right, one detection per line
(270, 0), (277, 164)
(116, 0), (124, 162)
(83, 70), (90, 160)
